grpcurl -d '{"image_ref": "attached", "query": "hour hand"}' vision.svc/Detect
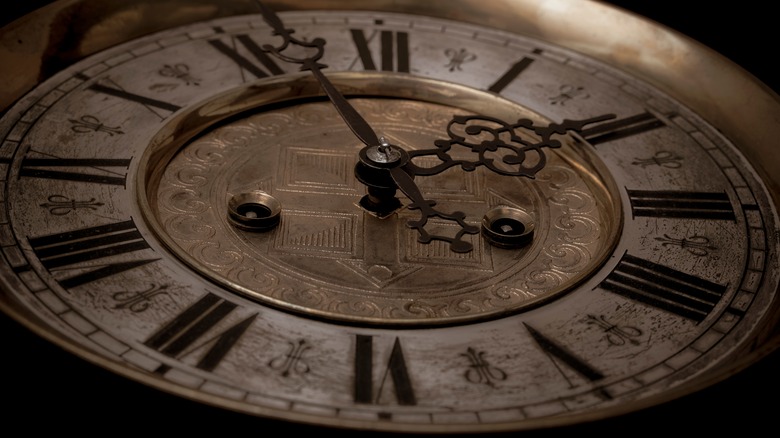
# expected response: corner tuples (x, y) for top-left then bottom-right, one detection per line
(404, 113), (616, 177)
(255, 0), (380, 149)
(256, 1), (480, 252)
(355, 138), (480, 253)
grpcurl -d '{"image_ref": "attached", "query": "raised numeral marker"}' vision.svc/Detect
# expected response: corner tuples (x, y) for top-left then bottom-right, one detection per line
(88, 83), (181, 113)
(28, 219), (157, 288)
(354, 335), (416, 406)
(579, 112), (665, 145)
(628, 190), (736, 220)
(488, 56), (536, 93)
(524, 323), (605, 384)
(600, 253), (727, 322)
(19, 157), (131, 186)
(208, 33), (284, 80)
(350, 29), (410, 72)
(145, 292), (257, 372)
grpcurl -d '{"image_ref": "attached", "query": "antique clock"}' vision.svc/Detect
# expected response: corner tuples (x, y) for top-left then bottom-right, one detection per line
(2, 0), (779, 434)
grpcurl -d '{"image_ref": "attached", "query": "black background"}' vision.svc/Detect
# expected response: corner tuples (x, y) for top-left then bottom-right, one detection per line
(1, 2), (778, 435)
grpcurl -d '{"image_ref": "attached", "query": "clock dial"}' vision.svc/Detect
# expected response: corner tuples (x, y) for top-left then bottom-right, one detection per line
(2, 0), (779, 434)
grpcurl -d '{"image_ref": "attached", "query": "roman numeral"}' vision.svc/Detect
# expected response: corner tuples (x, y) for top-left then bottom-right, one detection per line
(145, 292), (257, 372)
(600, 254), (727, 322)
(19, 156), (131, 186)
(354, 335), (416, 406)
(524, 323), (606, 385)
(488, 56), (536, 93)
(88, 83), (181, 113)
(579, 111), (665, 145)
(28, 219), (157, 288)
(628, 190), (736, 220)
(208, 33), (284, 80)
(350, 29), (410, 72)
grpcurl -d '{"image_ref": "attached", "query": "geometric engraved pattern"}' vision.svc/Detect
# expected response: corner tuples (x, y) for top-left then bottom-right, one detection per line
(413, 156), (482, 200)
(283, 148), (359, 193)
(154, 97), (616, 322)
(274, 210), (357, 255)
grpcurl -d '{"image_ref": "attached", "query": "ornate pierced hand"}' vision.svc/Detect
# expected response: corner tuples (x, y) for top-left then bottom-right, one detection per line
(405, 114), (615, 177)
(256, 1), (615, 253)
(255, 1), (483, 252)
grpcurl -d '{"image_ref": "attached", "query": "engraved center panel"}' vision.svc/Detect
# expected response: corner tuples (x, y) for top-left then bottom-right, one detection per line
(154, 97), (618, 325)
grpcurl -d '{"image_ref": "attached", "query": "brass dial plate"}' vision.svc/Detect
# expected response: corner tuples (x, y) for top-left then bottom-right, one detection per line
(141, 75), (620, 325)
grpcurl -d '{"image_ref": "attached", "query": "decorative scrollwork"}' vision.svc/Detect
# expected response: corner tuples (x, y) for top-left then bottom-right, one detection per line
(255, 2), (325, 71)
(444, 48), (477, 72)
(268, 339), (311, 377)
(585, 314), (642, 346)
(159, 63), (201, 86)
(655, 233), (716, 256)
(632, 150), (683, 168)
(461, 347), (507, 387)
(40, 195), (104, 215)
(405, 113), (615, 178)
(69, 115), (124, 135)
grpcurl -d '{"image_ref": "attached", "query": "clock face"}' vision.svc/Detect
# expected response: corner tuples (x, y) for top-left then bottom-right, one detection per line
(2, 0), (779, 434)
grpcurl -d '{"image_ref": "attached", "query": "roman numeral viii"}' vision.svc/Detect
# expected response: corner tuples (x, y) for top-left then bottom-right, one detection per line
(145, 292), (257, 372)
(28, 219), (157, 288)
(350, 29), (410, 72)
(600, 254), (727, 322)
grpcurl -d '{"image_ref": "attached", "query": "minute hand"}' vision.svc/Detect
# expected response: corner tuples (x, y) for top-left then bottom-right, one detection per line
(257, 1), (480, 252)
(308, 67), (381, 148)
(255, 1), (379, 147)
